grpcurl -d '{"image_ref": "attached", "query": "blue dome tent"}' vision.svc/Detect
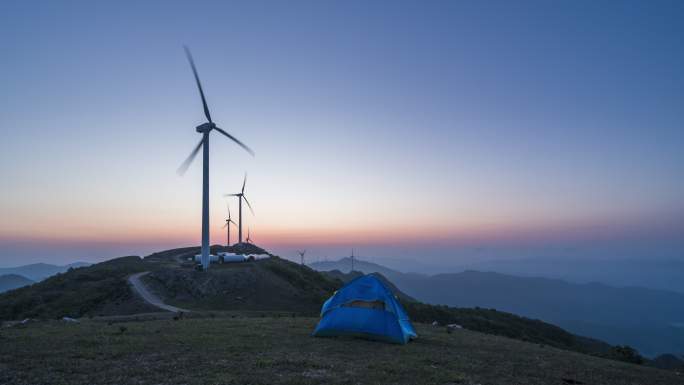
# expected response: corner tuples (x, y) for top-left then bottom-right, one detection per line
(312, 275), (417, 344)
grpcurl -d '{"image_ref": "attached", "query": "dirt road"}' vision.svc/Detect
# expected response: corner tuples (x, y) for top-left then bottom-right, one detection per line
(128, 272), (189, 313)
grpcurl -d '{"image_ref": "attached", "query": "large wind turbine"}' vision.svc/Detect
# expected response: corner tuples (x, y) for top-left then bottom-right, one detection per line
(297, 250), (306, 266)
(177, 46), (254, 271)
(224, 174), (254, 244)
(222, 203), (236, 246)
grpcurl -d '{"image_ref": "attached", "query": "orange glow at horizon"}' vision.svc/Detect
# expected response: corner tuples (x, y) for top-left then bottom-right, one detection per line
(3, 211), (672, 250)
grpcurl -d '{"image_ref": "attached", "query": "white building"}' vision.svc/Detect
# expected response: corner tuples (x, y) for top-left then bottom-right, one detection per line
(217, 252), (246, 263)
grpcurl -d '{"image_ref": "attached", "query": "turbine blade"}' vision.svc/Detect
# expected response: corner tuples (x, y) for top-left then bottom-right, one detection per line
(242, 195), (255, 215)
(222, 222), (228, 229)
(184, 46), (212, 123)
(177, 138), (204, 175)
(242, 173), (247, 193)
(214, 127), (254, 157)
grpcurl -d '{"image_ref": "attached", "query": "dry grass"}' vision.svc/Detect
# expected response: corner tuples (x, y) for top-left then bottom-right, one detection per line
(1, 315), (681, 385)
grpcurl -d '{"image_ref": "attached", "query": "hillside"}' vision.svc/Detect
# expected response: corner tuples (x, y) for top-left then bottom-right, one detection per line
(0, 274), (34, 293)
(0, 256), (157, 320)
(0, 247), (340, 320)
(142, 256), (340, 314)
(1, 315), (681, 385)
(312, 258), (684, 357)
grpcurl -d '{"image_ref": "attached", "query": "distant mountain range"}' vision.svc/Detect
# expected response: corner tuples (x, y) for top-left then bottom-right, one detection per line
(312, 257), (402, 277)
(319, 256), (684, 294)
(0, 274), (35, 293)
(461, 257), (684, 294)
(0, 262), (90, 282)
(310, 258), (684, 357)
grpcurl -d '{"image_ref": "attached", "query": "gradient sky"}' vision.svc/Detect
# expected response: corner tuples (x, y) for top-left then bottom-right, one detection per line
(1, 1), (683, 267)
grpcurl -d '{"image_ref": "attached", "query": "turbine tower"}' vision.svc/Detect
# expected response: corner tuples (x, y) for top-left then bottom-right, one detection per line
(177, 46), (254, 271)
(224, 174), (254, 243)
(297, 250), (306, 266)
(222, 203), (236, 246)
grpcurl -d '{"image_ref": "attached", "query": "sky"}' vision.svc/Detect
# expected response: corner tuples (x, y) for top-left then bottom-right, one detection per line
(1, 0), (683, 268)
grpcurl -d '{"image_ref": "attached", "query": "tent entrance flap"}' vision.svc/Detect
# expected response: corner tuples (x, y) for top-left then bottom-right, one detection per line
(343, 300), (385, 310)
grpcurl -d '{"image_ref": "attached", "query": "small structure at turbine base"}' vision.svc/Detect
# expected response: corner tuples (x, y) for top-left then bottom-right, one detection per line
(217, 252), (246, 263)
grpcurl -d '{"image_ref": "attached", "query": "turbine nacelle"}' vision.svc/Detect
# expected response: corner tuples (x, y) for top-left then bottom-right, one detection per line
(195, 122), (215, 133)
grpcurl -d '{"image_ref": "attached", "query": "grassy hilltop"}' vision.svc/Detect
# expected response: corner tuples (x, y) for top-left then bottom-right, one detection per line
(142, 255), (339, 314)
(1, 316), (681, 385)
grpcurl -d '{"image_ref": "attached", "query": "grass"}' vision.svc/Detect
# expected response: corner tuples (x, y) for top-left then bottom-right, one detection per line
(1, 315), (681, 385)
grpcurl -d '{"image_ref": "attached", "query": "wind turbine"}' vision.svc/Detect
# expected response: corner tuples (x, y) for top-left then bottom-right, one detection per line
(222, 203), (236, 246)
(246, 228), (253, 244)
(177, 46), (254, 271)
(297, 250), (306, 266)
(224, 174), (254, 244)
(350, 249), (355, 272)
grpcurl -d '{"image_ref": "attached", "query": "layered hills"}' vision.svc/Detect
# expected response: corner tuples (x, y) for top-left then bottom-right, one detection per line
(0, 262), (90, 282)
(0, 246), (654, 366)
(0, 274), (34, 293)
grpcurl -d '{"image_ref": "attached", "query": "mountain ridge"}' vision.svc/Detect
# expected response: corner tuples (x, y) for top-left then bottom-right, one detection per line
(0, 274), (35, 293)
(0, 262), (91, 282)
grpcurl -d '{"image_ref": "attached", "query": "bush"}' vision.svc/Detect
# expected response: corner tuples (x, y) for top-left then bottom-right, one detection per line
(604, 345), (644, 365)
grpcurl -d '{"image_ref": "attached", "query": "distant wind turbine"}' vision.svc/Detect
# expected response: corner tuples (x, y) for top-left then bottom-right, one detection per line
(176, 46), (254, 271)
(297, 250), (306, 266)
(246, 228), (253, 244)
(222, 203), (236, 246)
(224, 174), (254, 244)
(350, 249), (355, 272)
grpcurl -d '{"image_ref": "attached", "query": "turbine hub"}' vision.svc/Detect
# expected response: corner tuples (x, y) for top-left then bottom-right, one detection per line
(195, 122), (215, 133)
